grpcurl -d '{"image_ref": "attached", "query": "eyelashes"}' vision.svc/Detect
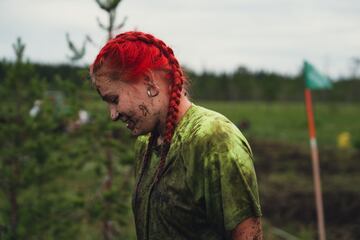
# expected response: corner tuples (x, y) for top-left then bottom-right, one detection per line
(109, 95), (119, 104)
(102, 94), (119, 104)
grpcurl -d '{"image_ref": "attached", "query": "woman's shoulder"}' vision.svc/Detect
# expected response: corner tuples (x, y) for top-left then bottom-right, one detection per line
(184, 105), (247, 144)
(177, 105), (252, 160)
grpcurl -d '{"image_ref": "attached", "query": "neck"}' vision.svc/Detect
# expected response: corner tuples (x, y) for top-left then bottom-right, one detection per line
(156, 96), (192, 145)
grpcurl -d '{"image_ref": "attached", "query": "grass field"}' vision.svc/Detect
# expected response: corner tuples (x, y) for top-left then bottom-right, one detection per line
(198, 101), (360, 148)
(87, 92), (360, 148)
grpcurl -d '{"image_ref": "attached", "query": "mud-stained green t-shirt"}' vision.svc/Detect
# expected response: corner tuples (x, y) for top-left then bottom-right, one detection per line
(132, 104), (262, 240)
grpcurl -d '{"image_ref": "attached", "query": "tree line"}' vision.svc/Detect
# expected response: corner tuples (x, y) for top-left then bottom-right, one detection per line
(1, 60), (359, 103)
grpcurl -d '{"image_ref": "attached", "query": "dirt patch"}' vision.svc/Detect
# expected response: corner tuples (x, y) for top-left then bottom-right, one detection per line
(250, 138), (360, 239)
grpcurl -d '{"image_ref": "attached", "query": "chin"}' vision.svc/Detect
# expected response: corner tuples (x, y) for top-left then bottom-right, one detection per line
(130, 128), (149, 137)
(131, 131), (142, 137)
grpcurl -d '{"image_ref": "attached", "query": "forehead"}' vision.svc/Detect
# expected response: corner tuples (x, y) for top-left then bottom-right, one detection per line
(93, 71), (122, 91)
(93, 72), (146, 98)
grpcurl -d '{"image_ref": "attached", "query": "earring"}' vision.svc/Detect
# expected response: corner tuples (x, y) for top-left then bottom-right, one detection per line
(147, 87), (159, 97)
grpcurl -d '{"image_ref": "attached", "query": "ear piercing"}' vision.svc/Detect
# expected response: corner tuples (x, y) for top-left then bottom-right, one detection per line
(147, 87), (159, 97)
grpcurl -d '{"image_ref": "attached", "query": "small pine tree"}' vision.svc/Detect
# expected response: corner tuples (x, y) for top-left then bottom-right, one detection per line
(96, 0), (127, 40)
(12, 37), (25, 64)
(66, 33), (93, 62)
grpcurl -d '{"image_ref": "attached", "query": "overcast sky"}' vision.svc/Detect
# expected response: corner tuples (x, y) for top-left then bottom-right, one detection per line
(1, 0), (359, 78)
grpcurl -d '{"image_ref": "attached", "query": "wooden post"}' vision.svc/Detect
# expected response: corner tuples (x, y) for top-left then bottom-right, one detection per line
(304, 89), (326, 240)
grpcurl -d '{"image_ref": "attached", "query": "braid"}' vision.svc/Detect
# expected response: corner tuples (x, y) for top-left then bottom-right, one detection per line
(155, 68), (183, 181)
(92, 31), (185, 183)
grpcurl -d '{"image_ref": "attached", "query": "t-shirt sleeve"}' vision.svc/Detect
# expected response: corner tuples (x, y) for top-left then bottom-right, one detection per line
(196, 119), (262, 236)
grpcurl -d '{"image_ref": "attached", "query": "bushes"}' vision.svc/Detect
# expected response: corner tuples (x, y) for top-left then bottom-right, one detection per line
(0, 60), (135, 239)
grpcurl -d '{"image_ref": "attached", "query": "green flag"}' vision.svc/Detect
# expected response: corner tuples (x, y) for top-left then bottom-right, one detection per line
(304, 61), (332, 90)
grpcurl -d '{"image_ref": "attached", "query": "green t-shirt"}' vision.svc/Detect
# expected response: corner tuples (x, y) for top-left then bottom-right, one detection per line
(132, 104), (262, 240)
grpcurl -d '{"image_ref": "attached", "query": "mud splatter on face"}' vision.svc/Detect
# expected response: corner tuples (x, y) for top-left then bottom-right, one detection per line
(139, 104), (150, 117)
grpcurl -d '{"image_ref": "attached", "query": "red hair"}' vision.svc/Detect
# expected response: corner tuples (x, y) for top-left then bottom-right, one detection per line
(91, 31), (186, 184)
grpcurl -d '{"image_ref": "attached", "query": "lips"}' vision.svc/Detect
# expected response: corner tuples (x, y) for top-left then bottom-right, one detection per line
(126, 119), (136, 130)
(120, 115), (136, 130)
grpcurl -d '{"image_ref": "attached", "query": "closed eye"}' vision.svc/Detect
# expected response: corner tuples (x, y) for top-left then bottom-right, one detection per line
(95, 88), (119, 104)
(103, 94), (119, 104)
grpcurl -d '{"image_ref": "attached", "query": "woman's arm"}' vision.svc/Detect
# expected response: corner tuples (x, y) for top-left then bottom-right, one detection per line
(232, 217), (263, 240)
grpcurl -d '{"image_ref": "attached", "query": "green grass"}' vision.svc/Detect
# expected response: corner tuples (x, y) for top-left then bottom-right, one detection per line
(198, 101), (360, 147)
(87, 95), (360, 147)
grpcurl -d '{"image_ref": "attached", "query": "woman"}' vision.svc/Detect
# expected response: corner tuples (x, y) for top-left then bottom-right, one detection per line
(90, 31), (262, 240)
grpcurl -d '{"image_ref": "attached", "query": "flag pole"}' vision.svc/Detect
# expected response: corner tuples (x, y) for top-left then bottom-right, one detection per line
(304, 88), (326, 240)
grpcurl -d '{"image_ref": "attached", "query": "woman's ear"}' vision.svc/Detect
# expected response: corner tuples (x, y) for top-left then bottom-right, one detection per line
(143, 71), (160, 97)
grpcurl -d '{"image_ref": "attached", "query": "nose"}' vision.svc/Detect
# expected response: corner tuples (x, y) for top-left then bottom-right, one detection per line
(109, 105), (119, 121)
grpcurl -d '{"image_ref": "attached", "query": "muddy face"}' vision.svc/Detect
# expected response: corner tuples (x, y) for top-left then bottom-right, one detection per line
(92, 67), (170, 137)
(139, 104), (150, 117)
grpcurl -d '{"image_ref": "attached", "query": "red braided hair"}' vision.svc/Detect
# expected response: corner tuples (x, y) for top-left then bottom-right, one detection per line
(91, 31), (186, 183)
